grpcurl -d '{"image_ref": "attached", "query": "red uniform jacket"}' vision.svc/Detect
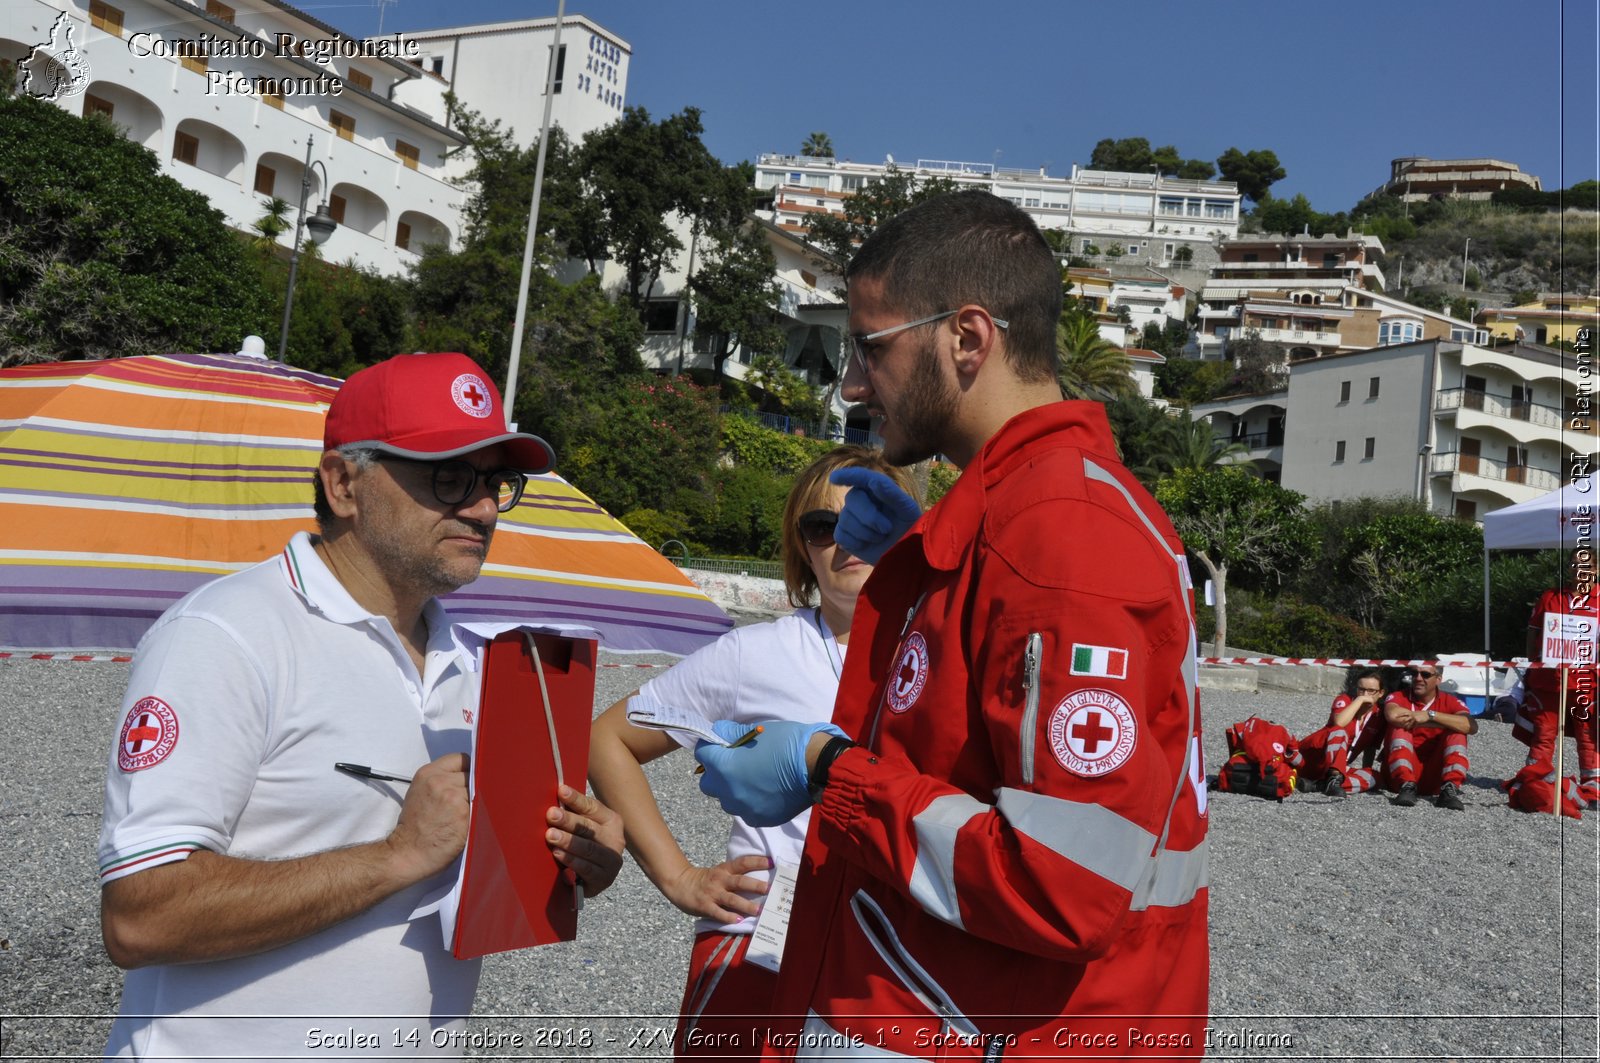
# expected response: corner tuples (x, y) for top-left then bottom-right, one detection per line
(767, 403), (1208, 1060)
(1525, 588), (1599, 711)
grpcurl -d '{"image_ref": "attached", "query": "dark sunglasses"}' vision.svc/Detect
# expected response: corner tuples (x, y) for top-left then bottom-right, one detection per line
(377, 456), (527, 513)
(797, 509), (840, 548)
(1413, 671), (1437, 679)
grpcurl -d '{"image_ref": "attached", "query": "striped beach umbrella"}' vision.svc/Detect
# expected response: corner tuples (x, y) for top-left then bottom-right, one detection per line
(0, 353), (731, 656)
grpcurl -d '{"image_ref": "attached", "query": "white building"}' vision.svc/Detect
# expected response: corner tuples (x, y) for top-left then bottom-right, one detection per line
(401, 14), (628, 163)
(1278, 340), (1591, 521)
(753, 154), (1242, 269)
(7, 0), (464, 275)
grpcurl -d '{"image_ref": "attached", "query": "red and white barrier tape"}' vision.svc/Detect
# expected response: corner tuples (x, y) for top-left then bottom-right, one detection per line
(2, 651), (669, 669)
(1, 652), (134, 663)
(1198, 656), (1533, 669)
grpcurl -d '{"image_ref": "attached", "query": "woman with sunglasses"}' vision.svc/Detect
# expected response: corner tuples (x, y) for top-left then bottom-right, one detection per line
(589, 446), (918, 1060)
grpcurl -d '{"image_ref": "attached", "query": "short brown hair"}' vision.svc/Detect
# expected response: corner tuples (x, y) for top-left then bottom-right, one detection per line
(846, 190), (1062, 384)
(781, 446), (920, 607)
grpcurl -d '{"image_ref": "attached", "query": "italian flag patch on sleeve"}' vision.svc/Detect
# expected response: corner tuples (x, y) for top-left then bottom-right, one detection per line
(1070, 643), (1128, 679)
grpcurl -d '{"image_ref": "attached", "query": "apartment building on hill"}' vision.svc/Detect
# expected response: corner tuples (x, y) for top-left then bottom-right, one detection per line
(752, 153), (1242, 271)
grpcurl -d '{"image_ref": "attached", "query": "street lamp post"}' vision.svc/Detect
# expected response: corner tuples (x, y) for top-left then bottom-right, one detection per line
(1461, 238), (1472, 290)
(276, 135), (338, 362)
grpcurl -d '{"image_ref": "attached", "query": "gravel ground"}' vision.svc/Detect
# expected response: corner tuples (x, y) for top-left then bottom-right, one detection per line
(2, 646), (1596, 1061)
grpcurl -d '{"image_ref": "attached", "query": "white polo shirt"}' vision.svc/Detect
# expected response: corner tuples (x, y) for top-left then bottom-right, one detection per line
(626, 607), (844, 935)
(99, 532), (482, 1060)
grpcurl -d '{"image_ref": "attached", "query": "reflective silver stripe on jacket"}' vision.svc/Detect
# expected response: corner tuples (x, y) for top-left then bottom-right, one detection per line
(995, 788), (1208, 910)
(909, 792), (987, 928)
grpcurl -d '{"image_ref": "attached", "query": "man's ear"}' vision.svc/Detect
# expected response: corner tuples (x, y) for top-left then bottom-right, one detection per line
(318, 450), (359, 520)
(950, 305), (1003, 377)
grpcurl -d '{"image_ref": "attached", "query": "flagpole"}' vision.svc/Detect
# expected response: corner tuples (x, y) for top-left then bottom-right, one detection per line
(504, 0), (565, 429)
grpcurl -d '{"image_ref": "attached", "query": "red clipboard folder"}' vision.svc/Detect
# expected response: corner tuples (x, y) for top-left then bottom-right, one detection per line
(451, 630), (597, 960)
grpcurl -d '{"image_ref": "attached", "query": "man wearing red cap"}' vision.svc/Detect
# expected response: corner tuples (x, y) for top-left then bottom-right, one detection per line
(97, 353), (625, 1058)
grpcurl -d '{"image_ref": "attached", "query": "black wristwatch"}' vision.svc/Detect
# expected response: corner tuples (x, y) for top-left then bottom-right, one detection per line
(808, 736), (856, 799)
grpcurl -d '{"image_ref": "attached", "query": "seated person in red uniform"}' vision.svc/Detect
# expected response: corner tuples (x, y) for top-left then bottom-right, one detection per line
(1382, 665), (1477, 810)
(1514, 553), (1600, 809)
(1299, 669), (1386, 797)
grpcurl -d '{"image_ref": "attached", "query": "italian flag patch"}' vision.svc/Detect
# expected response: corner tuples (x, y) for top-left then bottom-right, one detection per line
(1070, 643), (1128, 679)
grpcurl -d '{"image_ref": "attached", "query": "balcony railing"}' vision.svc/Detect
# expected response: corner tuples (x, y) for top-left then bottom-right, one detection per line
(1430, 452), (1562, 492)
(1230, 431), (1286, 450)
(1434, 387), (1568, 431)
(1251, 326), (1342, 346)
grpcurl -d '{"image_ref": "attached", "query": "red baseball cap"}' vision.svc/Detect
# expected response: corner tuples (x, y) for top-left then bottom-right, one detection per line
(323, 353), (555, 473)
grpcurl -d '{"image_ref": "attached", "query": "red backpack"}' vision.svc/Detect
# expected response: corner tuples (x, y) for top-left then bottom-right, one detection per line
(1217, 716), (1302, 801)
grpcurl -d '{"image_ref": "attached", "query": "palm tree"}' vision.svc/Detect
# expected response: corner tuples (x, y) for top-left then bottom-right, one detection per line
(251, 197), (292, 251)
(800, 131), (834, 158)
(1055, 314), (1136, 400)
(1150, 409), (1254, 477)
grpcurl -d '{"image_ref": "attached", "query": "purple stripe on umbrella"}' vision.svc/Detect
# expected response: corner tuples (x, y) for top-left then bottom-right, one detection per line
(3, 604), (164, 620)
(6, 583), (189, 601)
(1, 566), (211, 592)
(0, 459), (309, 485)
(10, 422), (322, 453)
(162, 353), (343, 388)
(2, 447), (310, 473)
(1, 486), (313, 513)
(447, 587), (727, 624)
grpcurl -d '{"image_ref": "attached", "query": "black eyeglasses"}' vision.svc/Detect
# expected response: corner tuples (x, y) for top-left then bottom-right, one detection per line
(377, 456), (527, 513)
(1414, 671), (1437, 680)
(797, 509), (840, 548)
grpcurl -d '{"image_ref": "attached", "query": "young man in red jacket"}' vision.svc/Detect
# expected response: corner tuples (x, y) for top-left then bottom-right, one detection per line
(1299, 670), (1387, 796)
(1382, 665), (1477, 809)
(697, 191), (1208, 1059)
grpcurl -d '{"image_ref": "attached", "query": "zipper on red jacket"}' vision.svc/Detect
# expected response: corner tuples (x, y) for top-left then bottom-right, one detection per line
(1020, 633), (1042, 785)
(867, 593), (929, 750)
(849, 890), (981, 1039)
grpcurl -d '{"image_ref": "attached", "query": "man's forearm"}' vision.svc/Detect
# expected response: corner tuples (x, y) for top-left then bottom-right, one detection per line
(101, 839), (423, 969)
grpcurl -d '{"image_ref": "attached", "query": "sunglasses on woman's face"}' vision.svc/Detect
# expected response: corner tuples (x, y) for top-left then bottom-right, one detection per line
(797, 509), (840, 548)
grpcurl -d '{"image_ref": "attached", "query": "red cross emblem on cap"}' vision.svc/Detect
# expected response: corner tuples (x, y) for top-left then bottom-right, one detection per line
(451, 373), (494, 418)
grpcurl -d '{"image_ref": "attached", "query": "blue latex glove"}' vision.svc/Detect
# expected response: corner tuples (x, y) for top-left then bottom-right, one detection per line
(829, 466), (920, 565)
(695, 719), (847, 827)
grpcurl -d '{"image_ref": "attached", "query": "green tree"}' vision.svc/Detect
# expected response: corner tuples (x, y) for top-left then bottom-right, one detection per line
(1216, 147), (1286, 204)
(1149, 409), (1253, 477)
(1154, 357), (1228, 404)
(801, 131), (834, 158)
(1254, 193), (1349, 237)
(251, 197), (292, 251)
(1104, 395), (1179, 486)
(1140, 319), (1191, 359)
(1055, 315), (1135, 399)
(689, 226), (785, 378)
(572, 106), (747, 309)
(742, 354), (828, 427)
(1089, 137), (1154, 173)
(804, 164), (959, 268)
(1155, 467), (1317, 655)
(1221, 330), (1289, 395)
(0, 91), (271, 364)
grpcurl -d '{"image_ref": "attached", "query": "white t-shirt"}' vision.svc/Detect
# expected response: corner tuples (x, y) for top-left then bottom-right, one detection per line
(99, 532), (482, 1060)
(627, 607), (844, 935)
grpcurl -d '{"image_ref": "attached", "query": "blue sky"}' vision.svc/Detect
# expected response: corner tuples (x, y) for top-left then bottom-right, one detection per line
(323, 0), (1599, 212)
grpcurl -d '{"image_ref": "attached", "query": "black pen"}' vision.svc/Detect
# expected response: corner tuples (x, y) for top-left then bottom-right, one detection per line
(335, 762), (414, 784)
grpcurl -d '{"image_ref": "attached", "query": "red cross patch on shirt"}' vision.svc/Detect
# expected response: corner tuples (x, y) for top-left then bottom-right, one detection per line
(118, 696), (180, 772)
